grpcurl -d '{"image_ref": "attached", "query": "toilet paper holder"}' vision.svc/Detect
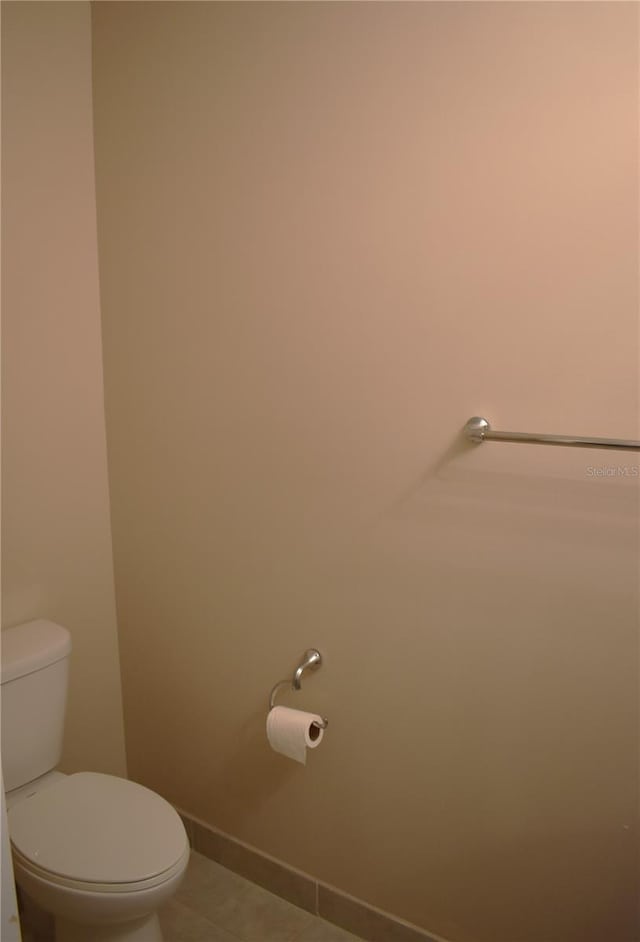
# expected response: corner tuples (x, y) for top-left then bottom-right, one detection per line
(268, 649), (328, 728)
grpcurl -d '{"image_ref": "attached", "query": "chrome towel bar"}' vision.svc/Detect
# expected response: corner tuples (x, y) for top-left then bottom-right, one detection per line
(464, 416), (640, 452)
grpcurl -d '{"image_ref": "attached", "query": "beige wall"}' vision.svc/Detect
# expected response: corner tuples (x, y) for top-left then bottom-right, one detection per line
(92, 4), (638, 941)
(1, 1), (127, 779)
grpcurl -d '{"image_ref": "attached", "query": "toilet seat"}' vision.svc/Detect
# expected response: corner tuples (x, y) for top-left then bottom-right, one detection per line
(9, 772), (188, 889)
(11, 844), (189, 894)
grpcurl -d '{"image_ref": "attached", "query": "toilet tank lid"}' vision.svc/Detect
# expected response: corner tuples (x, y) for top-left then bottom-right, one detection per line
(1, 620), (71, 685)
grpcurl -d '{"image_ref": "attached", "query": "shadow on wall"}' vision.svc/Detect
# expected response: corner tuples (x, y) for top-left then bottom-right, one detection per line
(199, 709), (301, 825)
(386, 433), (471, 512)
(431, 824), (636, 942)
(385, 431), (639, 532)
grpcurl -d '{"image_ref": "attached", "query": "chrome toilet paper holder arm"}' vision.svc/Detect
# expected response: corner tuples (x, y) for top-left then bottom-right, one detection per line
(268, 648), (328, 728)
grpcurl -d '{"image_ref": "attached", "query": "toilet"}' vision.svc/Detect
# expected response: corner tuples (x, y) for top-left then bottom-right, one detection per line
(1, 619), (190, 942)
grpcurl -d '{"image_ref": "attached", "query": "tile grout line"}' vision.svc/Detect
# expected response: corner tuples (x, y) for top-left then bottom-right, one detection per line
(165, 897), (247, 942)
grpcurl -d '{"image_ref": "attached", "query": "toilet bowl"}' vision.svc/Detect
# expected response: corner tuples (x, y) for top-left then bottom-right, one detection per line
(8, 772), (189, 942)
(9, 772), (190, 942)
(1, 620), (190, 942)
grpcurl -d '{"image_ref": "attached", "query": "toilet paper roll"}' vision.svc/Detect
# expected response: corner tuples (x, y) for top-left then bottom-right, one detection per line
(266, 706), (325, 764)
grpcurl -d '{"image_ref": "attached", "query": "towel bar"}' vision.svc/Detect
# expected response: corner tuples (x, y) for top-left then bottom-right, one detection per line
(464, 416), (640, 452)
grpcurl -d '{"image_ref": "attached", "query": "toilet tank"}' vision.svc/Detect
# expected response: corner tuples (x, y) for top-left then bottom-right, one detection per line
(1, 620), (71, 792)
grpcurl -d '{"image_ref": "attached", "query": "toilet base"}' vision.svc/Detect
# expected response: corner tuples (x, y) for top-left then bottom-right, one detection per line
(56, 912), (162, 942)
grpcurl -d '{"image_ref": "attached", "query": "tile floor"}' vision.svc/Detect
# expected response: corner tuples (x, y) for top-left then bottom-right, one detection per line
(19, 850), (363, 942)
(160, 850), (363, 942)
